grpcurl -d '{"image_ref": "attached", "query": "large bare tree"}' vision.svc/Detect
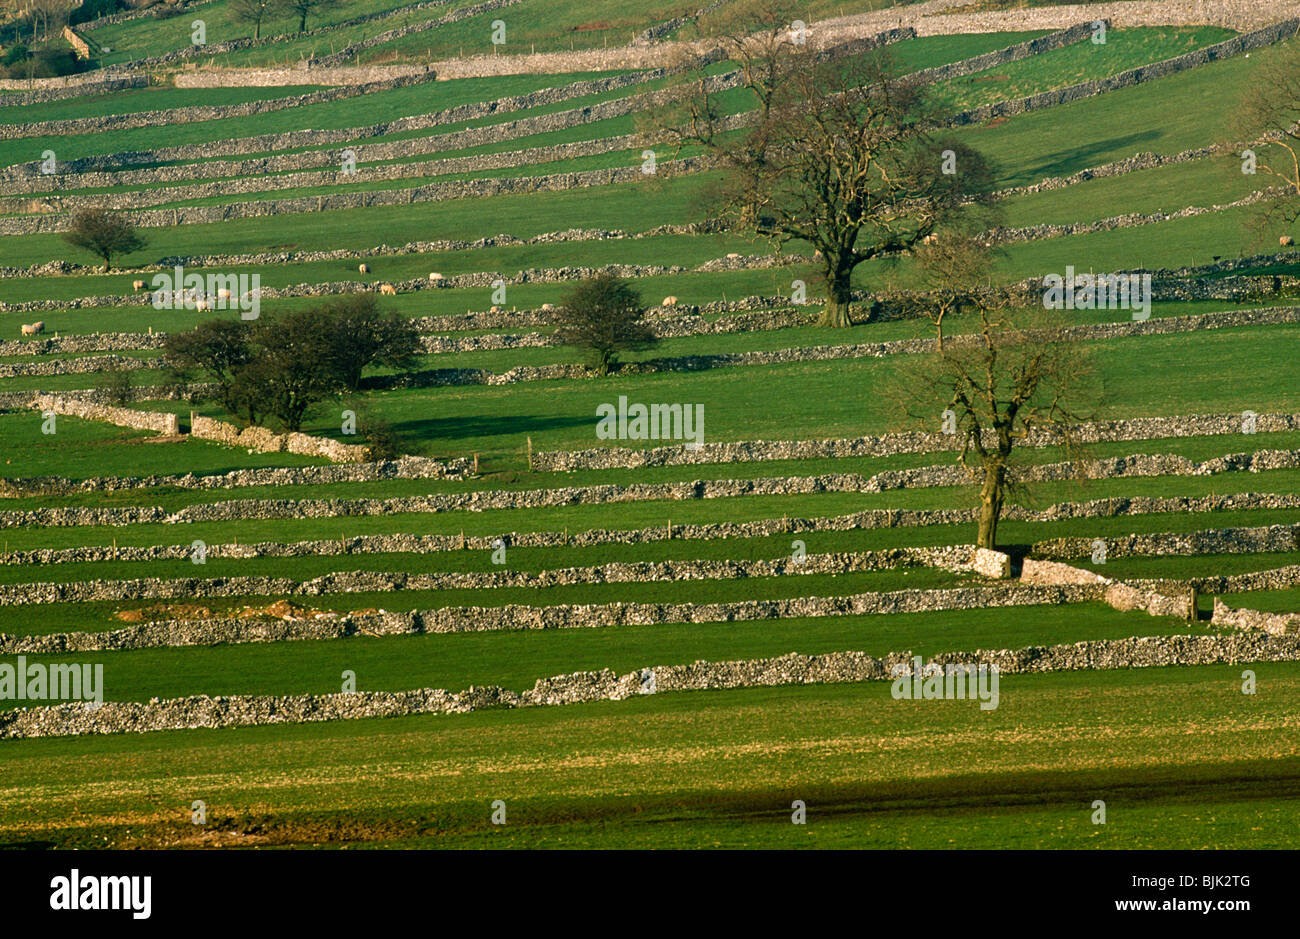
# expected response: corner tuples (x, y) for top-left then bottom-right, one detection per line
(646, 0), (999, 326)
(229, 0), (282, 40)
(895, 239), (1097, 549)
(1232, 41), (1300, 238)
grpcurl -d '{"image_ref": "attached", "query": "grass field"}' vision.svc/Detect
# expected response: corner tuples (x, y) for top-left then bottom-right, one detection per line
(1, 0), (1297, 855)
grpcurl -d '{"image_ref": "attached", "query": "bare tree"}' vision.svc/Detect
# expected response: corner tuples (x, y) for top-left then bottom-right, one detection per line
(645, 0), (999, 327)
(283, 0), (335, 34)
(229, 0), (282, 40)
(895, 240), (1097, 549)
(1232, 40), (1300, 240)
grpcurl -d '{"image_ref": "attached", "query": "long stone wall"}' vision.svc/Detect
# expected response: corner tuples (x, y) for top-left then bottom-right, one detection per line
(0, 547), (980, 610)
(0, 454), (468, 498)
(537, 408), (1300, 472)
(987, 188), (1282, 247)
(0, 354), (154, 379)
(0, 70), (437, 142)
(5, 630), (1297, 739)
(2, 468), (1298, 533)
(909, 21), (1095, 86)
(3, 128), (656, 216)
(190, 415), (371, 463)
(0, 74), (149, 107)
(1032, 522), (1300, 561)
(0, 156), (709, 235)
(310, 0), (520, 68)
(944, 19), (1300, 129)
(171, 64), (433, 87)
(0, 582), (1097, 655)
(1211, 599), (1300, 636)
(30, 394), (178, 435)
(347, 305), (1300, 393)
(1, 67), (664, 182)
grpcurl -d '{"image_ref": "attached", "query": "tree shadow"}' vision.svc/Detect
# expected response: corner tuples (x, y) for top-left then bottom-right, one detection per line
(391, 413), (593, 442)
(1011, 130), (1163, 186)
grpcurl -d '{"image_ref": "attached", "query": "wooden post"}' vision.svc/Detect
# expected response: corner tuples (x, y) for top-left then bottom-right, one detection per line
(1188, 586), (1199, 622)
(526, 436), (533, 472)
(473, 452), (479, 474)
(666, 519), (671, 540)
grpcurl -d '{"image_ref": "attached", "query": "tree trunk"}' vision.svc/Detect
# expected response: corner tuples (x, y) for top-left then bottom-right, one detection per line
(102, 256), (111, 273)
(818, 265), (854, 328)
(976, 460), (1006, 549)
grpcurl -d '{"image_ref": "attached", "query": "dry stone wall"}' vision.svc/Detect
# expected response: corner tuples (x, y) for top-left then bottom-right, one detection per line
(190, 415), (371, 463)
(1211, 599), (1300, 636)
(0, 582), (1096, 655)
(1, 68), (663, 182)
(5, 631), (1297, 739)
(0, 75), (148, 106)
(1032, 523), (1300, 561)
(536, 409), (1300, 472)
(0, 71), (437, 141)
(0, 548), (980, 609)
(3, 475), (1298, 534)
(4, 129), (655, 216)
(0, 454), (468, 498)
(311, 0), (520, 68)
(910, 21), (1094, 86)
(0, 157), (709, 235)
(944, 19), (1299, 129)
(30, 394), (178, 435)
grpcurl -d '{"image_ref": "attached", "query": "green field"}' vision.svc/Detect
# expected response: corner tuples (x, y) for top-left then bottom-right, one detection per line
(1, 2), (1297, 853)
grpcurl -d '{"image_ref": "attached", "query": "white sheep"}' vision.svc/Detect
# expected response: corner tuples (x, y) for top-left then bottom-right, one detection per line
(662, 296), (678, 307)
(429, 272), (444, 281)
(132, 279), (145, 290)
(359, 263), (370, 274)
(379, 283), (397, 295)
(20, 322), (44, 336)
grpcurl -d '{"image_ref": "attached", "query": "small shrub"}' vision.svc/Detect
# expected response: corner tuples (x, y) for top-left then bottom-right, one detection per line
(99, 365), (133, 407)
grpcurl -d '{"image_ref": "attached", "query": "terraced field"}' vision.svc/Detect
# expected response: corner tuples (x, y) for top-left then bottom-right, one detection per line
(1, 0), (1298, 859)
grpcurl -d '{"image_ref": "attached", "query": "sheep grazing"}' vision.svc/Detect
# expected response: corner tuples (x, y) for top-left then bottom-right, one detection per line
(195, 299), (210, 312)
(726, 252), (741, 259)
(1281, 236), (1294, 247)
(661, 296), (678, 307)
(359, 263), (370, 274)
(490, 305), (501, 313)
(132, 279), (146, 290)
(540, 303), (554, 311)
(217, 288), (232, 300)
(379, 283), (397, 295)
(922, 233), (939, 246)
(20, 322), (44, 336)
(429, 272), (444, 281)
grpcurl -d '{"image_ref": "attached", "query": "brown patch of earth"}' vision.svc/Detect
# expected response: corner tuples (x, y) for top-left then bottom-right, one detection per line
(115, 602), (213, 622)
(114, 600), (340, 623)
